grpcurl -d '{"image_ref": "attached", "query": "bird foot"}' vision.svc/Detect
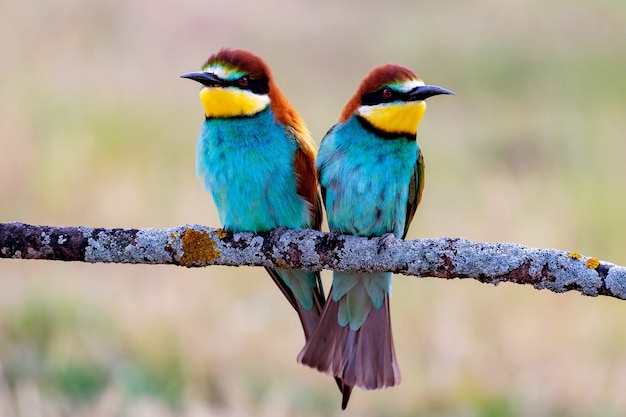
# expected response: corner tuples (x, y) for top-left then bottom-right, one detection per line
(328, 230), (342, 240)
(377, 232), (397, 254)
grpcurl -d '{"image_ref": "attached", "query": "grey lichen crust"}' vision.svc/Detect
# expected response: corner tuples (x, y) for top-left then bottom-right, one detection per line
(605, 266), (626, 299)
(0, 222), (623, 301)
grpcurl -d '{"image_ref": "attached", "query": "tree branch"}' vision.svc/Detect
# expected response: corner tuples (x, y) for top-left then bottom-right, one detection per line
(1, 222), (625, 300)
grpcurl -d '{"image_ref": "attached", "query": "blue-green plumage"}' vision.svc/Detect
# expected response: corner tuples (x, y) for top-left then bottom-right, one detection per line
(317, 116), (418, 330)
(185, 48), (351, 408)
(318, 116), (418, 239)
(195, 107), (321, 313)
(298, 62), (451, 402)
(196, 107), (311, 233)
(298, 114), (416, 390)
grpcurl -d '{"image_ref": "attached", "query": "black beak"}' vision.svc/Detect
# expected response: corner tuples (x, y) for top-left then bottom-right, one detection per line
(180, 71), (223, 87)
(408, 85), (454, 101)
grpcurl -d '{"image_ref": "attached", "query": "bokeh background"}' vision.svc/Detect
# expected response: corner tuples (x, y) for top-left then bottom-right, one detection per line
(1, 0), (626, 415)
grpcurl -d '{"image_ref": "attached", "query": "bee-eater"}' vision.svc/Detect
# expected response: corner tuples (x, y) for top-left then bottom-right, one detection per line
(180, 48), (326, 342)
(298, 64), (453, 400)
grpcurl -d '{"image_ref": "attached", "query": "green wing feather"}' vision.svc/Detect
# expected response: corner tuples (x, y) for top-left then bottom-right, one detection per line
(403, 149), (424, 239)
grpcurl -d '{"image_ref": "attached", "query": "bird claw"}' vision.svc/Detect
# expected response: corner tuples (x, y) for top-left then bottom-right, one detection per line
(377, 233), (397, 254)
(325, 230), (343, 249)
(328, 230), (342, 240)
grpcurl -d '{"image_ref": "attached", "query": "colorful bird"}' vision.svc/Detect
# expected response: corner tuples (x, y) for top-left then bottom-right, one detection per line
(180, 48), (326, 343)
(298, 64), (453, 404)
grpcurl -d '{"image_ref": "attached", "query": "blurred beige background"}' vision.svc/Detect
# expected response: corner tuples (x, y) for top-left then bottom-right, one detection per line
(1, 0), (626, 416)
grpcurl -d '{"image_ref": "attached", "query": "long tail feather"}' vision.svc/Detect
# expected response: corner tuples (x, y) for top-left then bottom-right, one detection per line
(298, 288), (400, 392)
(341, 381), (354, 410)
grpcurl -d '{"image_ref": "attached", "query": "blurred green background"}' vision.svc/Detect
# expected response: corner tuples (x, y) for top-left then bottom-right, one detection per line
(1, 0), (626, 415)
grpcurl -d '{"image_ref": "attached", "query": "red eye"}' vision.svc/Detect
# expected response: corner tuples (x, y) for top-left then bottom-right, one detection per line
(238, 76), (249, 87)
(382, 88), (392, 99)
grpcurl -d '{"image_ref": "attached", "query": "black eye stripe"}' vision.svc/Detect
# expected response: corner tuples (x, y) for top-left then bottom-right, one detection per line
(224, 77), (269, 95)
(360, 87), (409, 106)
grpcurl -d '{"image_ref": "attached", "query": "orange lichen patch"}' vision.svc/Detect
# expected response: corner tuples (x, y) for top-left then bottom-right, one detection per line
(568, 252), (582, 260)
(275, 260), (290, 269)
(214, 229), (228, 239)
(180, 228), (221, 266)
(167, 232), (178, 250)
(585, 257), (600, 269)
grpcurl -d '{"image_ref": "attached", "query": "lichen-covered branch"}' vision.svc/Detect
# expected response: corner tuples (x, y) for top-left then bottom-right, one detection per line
(1, 222), (625, 300)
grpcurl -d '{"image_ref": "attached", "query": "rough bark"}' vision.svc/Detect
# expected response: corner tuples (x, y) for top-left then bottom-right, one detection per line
(1, 222), (625, 300)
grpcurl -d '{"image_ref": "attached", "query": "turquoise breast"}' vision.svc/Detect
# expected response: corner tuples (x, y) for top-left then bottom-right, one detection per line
(196, 108), (311, 232)
(317, 116), (418, 238)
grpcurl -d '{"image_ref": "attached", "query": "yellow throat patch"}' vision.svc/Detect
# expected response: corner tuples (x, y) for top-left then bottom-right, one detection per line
(358, 101), (426, 135)
(199, 87), (270, 118)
